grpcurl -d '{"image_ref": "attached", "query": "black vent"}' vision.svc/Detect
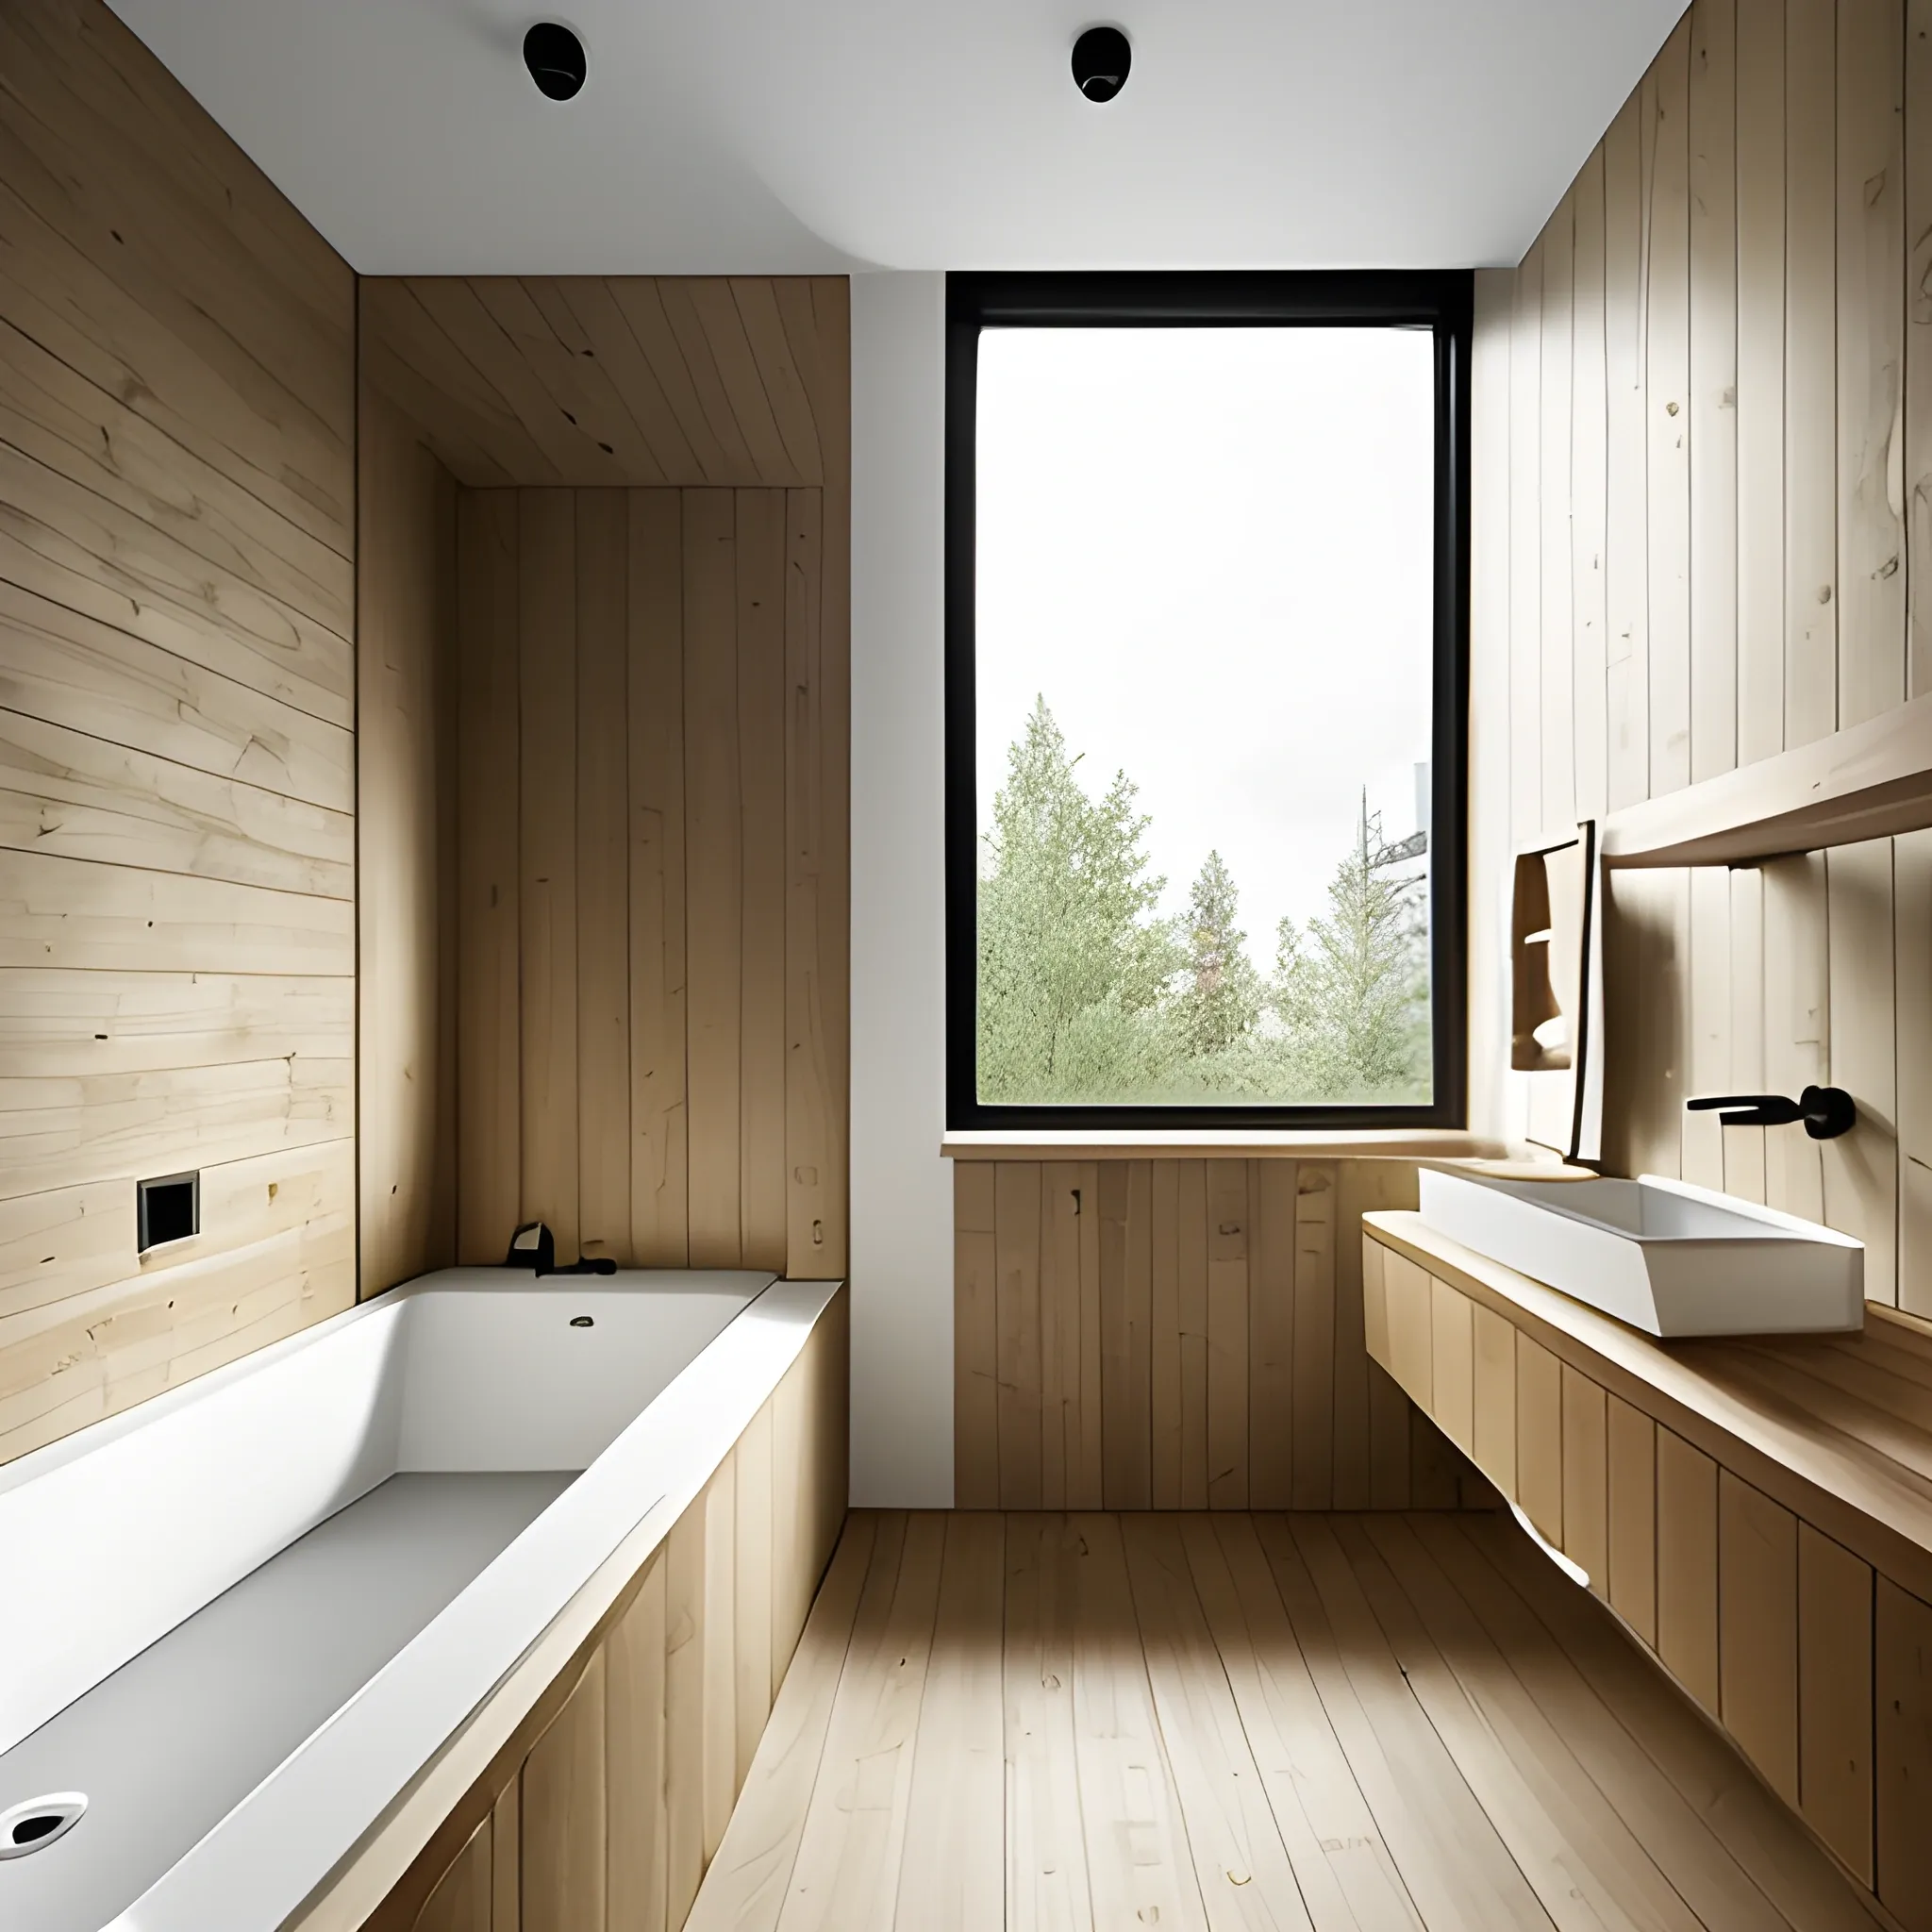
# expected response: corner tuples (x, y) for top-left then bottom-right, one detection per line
(138, 1172), (199, 1253)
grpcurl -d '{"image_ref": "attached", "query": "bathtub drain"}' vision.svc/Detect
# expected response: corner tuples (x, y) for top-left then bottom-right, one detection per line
(0, 1792), (86, 1857)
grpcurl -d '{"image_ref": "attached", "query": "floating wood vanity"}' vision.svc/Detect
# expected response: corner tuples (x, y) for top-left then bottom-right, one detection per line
(1364, 1212), (1932, 1923)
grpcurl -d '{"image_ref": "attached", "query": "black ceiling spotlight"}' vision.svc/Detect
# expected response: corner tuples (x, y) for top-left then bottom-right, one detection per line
(524, 21), (587, 101)
(1072, 25), (1132, 103)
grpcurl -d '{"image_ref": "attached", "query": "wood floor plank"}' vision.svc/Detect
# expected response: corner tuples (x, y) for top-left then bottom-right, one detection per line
(1068, 1512), (1208, 1932)
(893, 1513), (1007, 1931)
(1410, 1514), (1796, 1932)
(1190, 1516), (1425, 1932)
(1005, 1515), (1097, 1932)
(1119, 1514), (1310, 1930)
(1350, 1515), (1702, 1932)
(1461, 1510), (1883, 1932)
(1262, 1517), (1556, 1932)
(686, 1516), (877, 1932)
(776, 1512), (945, 1932)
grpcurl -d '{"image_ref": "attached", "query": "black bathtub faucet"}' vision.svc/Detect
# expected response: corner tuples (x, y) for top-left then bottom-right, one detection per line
(1684, 1087), (1857, 1141)
(502, 1220), (618, 1276)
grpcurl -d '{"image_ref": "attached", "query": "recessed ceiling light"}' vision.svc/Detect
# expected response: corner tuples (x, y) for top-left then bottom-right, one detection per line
(1072, 25), (1132, 104)
(524, 22), (587, 102)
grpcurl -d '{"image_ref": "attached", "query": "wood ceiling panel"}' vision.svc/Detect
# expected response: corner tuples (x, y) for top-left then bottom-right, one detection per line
(359, 275), (848, 490)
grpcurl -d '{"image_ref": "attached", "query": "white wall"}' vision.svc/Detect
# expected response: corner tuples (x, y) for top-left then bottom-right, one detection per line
(848, 271), (956, 1507)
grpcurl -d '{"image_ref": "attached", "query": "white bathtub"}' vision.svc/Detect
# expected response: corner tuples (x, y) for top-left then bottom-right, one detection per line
(0, 1265), (841, 1932)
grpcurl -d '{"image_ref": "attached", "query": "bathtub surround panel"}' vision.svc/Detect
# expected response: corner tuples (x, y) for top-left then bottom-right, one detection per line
(333, 1288), (849, 1932)
(358, 383), (460, 1296)
(447, 475), (848, 1278)
(953, 1158), (1491, 1511)
(0, 0), (357, 1465)
(1470, 0), (1932, 1319)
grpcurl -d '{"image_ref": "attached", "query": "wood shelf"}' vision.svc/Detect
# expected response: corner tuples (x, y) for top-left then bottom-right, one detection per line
(1599, 692), (1932, 867)
(940, 1128), (1511, 1161)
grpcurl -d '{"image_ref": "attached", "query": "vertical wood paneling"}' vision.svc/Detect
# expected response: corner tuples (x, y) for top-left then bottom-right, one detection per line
(1099, 1160), (1152, 1507)
(953, 1163), (999, 1510)
(1825, 839), (1900, 1303)
(1910, 0), (1932, 699)
(1289, 1162), (1340, 1507)
(1543, 192), (1579, 835)
(1685, 865), (1731, 1190)
(784, 488), (843, 1277)
(1719, 1470), (1801, 1805)
(575, 491), (631, 1259)
(518, 491), (580, 1257)
(1516, 1333), (1565, 1548)
(1798, 1524), (1875, 1883)
(1512, 240), (1545, 842)
(1725, 863), (1770, 1204)
(1039, 1162), (1079, 1510)
(1649, 18), (1695, 796)
(1176, 1158), (1211, 1508)
(522, 1652), (607, 1932)
(1789, 0), (1841, 746)
(1691, 0), (1741, 783)
(1560, 1365), (1610, 1593)
(1763, 852), (1830, 1222)
(1472, 1301), (1518, 1496)
(1429, 1275), (1475, 1455)
(1607, 1395), (1658, 1646)
(1876, 1576), (1932, 1927)
(994, 1161), (1043, 1511)
(607, 1556), (668, 1932)
(1574, 147), (1612, 822)
(1657, 1427), (1722, 1708)
(1738, 0), (1790, 766)
(1839, 0), (1907, 728)
(457, 494), (522, 1266)
(1205, 1158), (1250, 1508)
(683, 491), (741, 1267)
(1607, 92), (1654, 808)
(627, 491), (689, 1265)
(1150, 1158), (1182, 1507)
(1899, 829), (1932, 1317)
(735, 491), (787, 1273)
(1248, 1158), (1297, 1509)
(735, 1404), (774, 1789)
(1334, 1162), (1420, 1509)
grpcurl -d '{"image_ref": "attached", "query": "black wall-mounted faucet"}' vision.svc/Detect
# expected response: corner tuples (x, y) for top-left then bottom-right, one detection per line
(502, 1221), (617, 1276)
(1684, 1087), (1857, 1141)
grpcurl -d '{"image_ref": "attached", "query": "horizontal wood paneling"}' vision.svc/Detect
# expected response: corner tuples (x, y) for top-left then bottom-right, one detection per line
(0, 0), (355, 1461)
(349, 1290), (849, 1932)
(452, 477), (847, 1281)
(953, 1158), (1489, 1510)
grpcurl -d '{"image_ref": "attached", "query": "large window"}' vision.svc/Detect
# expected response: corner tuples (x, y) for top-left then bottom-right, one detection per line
(946, 274), (1470, 1129)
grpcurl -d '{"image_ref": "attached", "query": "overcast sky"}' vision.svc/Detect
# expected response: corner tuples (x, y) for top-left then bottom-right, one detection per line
(975, 325), (1437, 972)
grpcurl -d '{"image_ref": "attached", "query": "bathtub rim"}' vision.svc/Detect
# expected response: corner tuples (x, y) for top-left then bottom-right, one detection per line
(103, 1274), (846, 1932)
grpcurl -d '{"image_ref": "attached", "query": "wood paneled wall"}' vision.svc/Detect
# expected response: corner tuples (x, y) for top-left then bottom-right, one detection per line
(0, 0), (357, 1461)
(451, 482), (848, 1277)
(952, 1158), (1490, 1510)
(346, 1291), (849, 1932)
(358, 386), (458, 1297)
(1474, 0), (1932, 1315)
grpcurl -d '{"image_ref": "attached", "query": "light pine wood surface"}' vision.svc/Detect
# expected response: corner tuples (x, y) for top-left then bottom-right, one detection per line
(668, 1507), (1883, 1932)
(1471, 0), (1932, 1319)
(361, 276), (848, 491)
(352, 1290), (848, 1932)
(954, 1159), (1491, 1513)
(450, 478), (848, 1278)
(0, 0), (356, 1461)
(1366, 1217), (1932, 1925)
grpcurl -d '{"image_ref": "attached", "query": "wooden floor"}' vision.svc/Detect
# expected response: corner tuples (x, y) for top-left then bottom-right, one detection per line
(687, 1510), (1884, 1932)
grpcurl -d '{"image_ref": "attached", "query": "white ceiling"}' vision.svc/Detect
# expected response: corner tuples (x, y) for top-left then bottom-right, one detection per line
(110, 0), (1685, 275)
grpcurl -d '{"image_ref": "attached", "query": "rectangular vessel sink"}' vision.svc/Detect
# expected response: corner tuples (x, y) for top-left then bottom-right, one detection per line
(1415, 1170), (1863, 1337)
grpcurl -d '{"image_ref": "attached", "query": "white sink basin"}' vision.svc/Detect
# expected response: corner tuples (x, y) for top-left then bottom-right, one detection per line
(1415, 1170), (1864, 1337)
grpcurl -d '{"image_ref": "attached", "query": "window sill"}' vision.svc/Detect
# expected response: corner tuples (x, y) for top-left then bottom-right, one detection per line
(940, 1127), (1518, 1162)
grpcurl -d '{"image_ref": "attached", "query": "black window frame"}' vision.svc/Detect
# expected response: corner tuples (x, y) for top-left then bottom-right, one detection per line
(945, 269), (1473, 1132)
